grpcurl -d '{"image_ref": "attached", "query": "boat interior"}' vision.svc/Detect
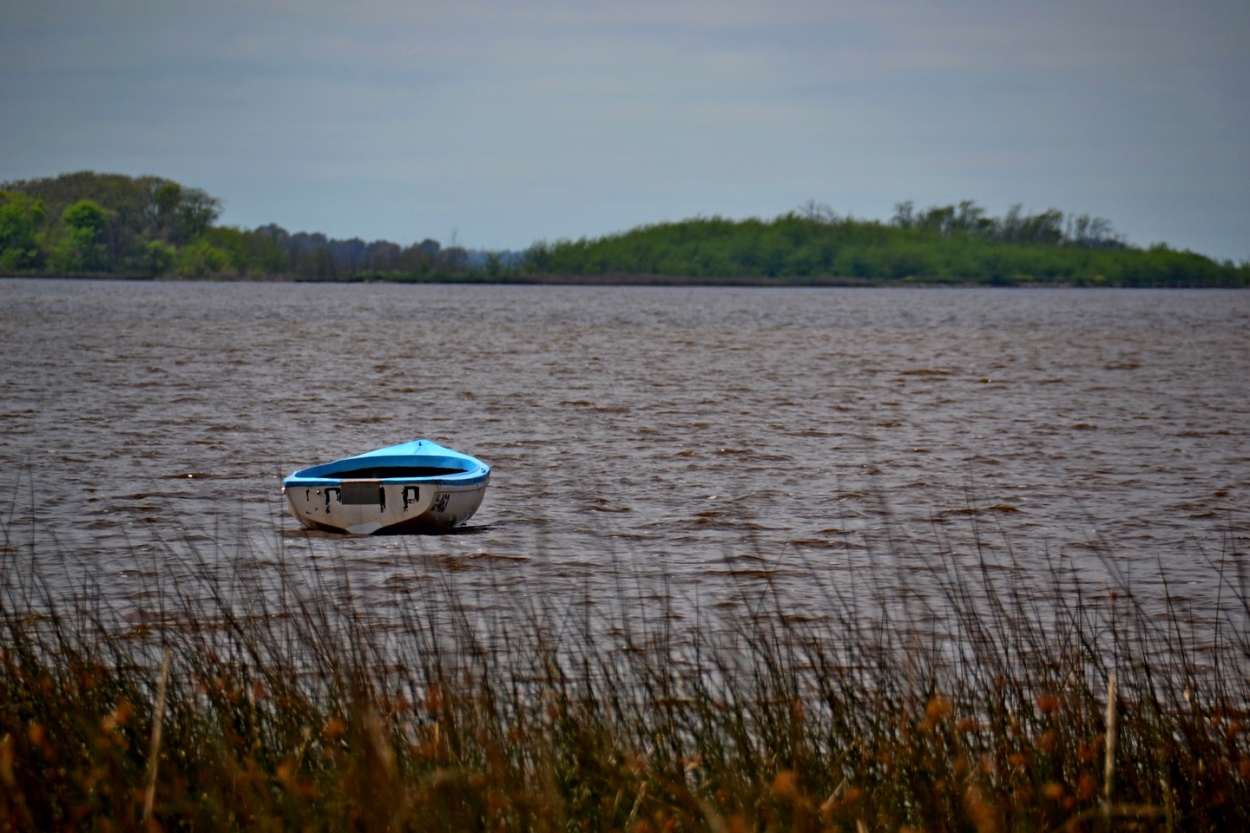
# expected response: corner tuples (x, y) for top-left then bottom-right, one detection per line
(326, 465), (467, 479)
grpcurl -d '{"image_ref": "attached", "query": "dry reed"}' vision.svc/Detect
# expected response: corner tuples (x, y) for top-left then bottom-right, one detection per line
(1, 515), (1246, 832)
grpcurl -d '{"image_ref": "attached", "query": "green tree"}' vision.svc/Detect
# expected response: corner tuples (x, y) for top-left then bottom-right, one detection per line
(173, 240), (231, 277)
(152, 181), (183, 241)
(140, 240), (176, 277)
(173, 187), (221, 243)
(53, 199), (110, 272)
(0, 190), (46, 270)
(1, 172), (229, 273)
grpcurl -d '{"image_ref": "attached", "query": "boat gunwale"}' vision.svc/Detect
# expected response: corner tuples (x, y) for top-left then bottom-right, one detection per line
(282, 441), (490, 490)
(284, 471), (490, 488)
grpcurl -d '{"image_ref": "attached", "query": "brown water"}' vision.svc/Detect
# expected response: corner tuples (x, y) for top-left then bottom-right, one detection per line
(2, 279), (1248, 647)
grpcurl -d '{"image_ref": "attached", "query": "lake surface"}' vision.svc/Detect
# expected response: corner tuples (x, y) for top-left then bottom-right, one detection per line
(2, 279), (1248, 654)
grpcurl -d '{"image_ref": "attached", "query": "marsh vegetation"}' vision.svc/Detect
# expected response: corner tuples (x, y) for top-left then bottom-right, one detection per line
(2, 514), (1247, 831)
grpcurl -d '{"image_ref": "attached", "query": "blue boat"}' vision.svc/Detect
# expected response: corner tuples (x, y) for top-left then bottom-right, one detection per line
(282, 439), (490, 534)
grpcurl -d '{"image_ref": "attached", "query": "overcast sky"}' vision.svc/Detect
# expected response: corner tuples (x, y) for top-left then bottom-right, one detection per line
(3, 1), (1247, 260)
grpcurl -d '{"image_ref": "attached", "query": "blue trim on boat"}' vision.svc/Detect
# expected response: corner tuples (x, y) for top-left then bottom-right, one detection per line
(283, 439), (490, 489)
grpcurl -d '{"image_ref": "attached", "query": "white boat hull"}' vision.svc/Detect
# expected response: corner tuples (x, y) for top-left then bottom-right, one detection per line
(284, 479), (487, 534)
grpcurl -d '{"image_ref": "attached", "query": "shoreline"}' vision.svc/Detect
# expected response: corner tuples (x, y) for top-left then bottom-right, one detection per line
(3, 271), (1243, 288)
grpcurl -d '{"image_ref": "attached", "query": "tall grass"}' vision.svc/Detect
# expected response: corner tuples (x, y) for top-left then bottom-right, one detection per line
(1, 516), (1247, 831)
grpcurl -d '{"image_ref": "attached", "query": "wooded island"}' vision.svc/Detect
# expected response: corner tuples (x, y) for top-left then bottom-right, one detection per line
(2, 171), (1245, 286)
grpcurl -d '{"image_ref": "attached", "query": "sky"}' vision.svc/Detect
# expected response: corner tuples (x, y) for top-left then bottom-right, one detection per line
(2, 0), (1247, 261)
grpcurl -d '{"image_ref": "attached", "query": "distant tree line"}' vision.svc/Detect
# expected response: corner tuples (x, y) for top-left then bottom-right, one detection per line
(524, 201), (1248, 287)
(0, 171), (479, 280)
(887, 200), (1124, 248)
(1, 172), (221, 276)
(2, 172), (1245, 286)
(213, 225), (471, 281)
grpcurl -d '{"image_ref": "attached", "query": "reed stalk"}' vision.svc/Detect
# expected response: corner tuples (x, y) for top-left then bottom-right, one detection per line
(142, 646), (171, 824)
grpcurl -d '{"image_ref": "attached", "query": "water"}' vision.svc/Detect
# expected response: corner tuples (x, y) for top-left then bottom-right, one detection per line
(2, 278), (1248, 649)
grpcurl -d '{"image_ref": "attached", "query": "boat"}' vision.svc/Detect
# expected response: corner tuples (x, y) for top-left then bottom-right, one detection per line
(282, 439), (490, 534)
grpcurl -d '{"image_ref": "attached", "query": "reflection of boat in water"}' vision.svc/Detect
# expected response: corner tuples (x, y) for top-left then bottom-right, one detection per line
(282, 439), (490, 534)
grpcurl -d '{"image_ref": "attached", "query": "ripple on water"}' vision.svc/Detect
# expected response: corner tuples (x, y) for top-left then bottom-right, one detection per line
(0, 280), (1247, 650)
